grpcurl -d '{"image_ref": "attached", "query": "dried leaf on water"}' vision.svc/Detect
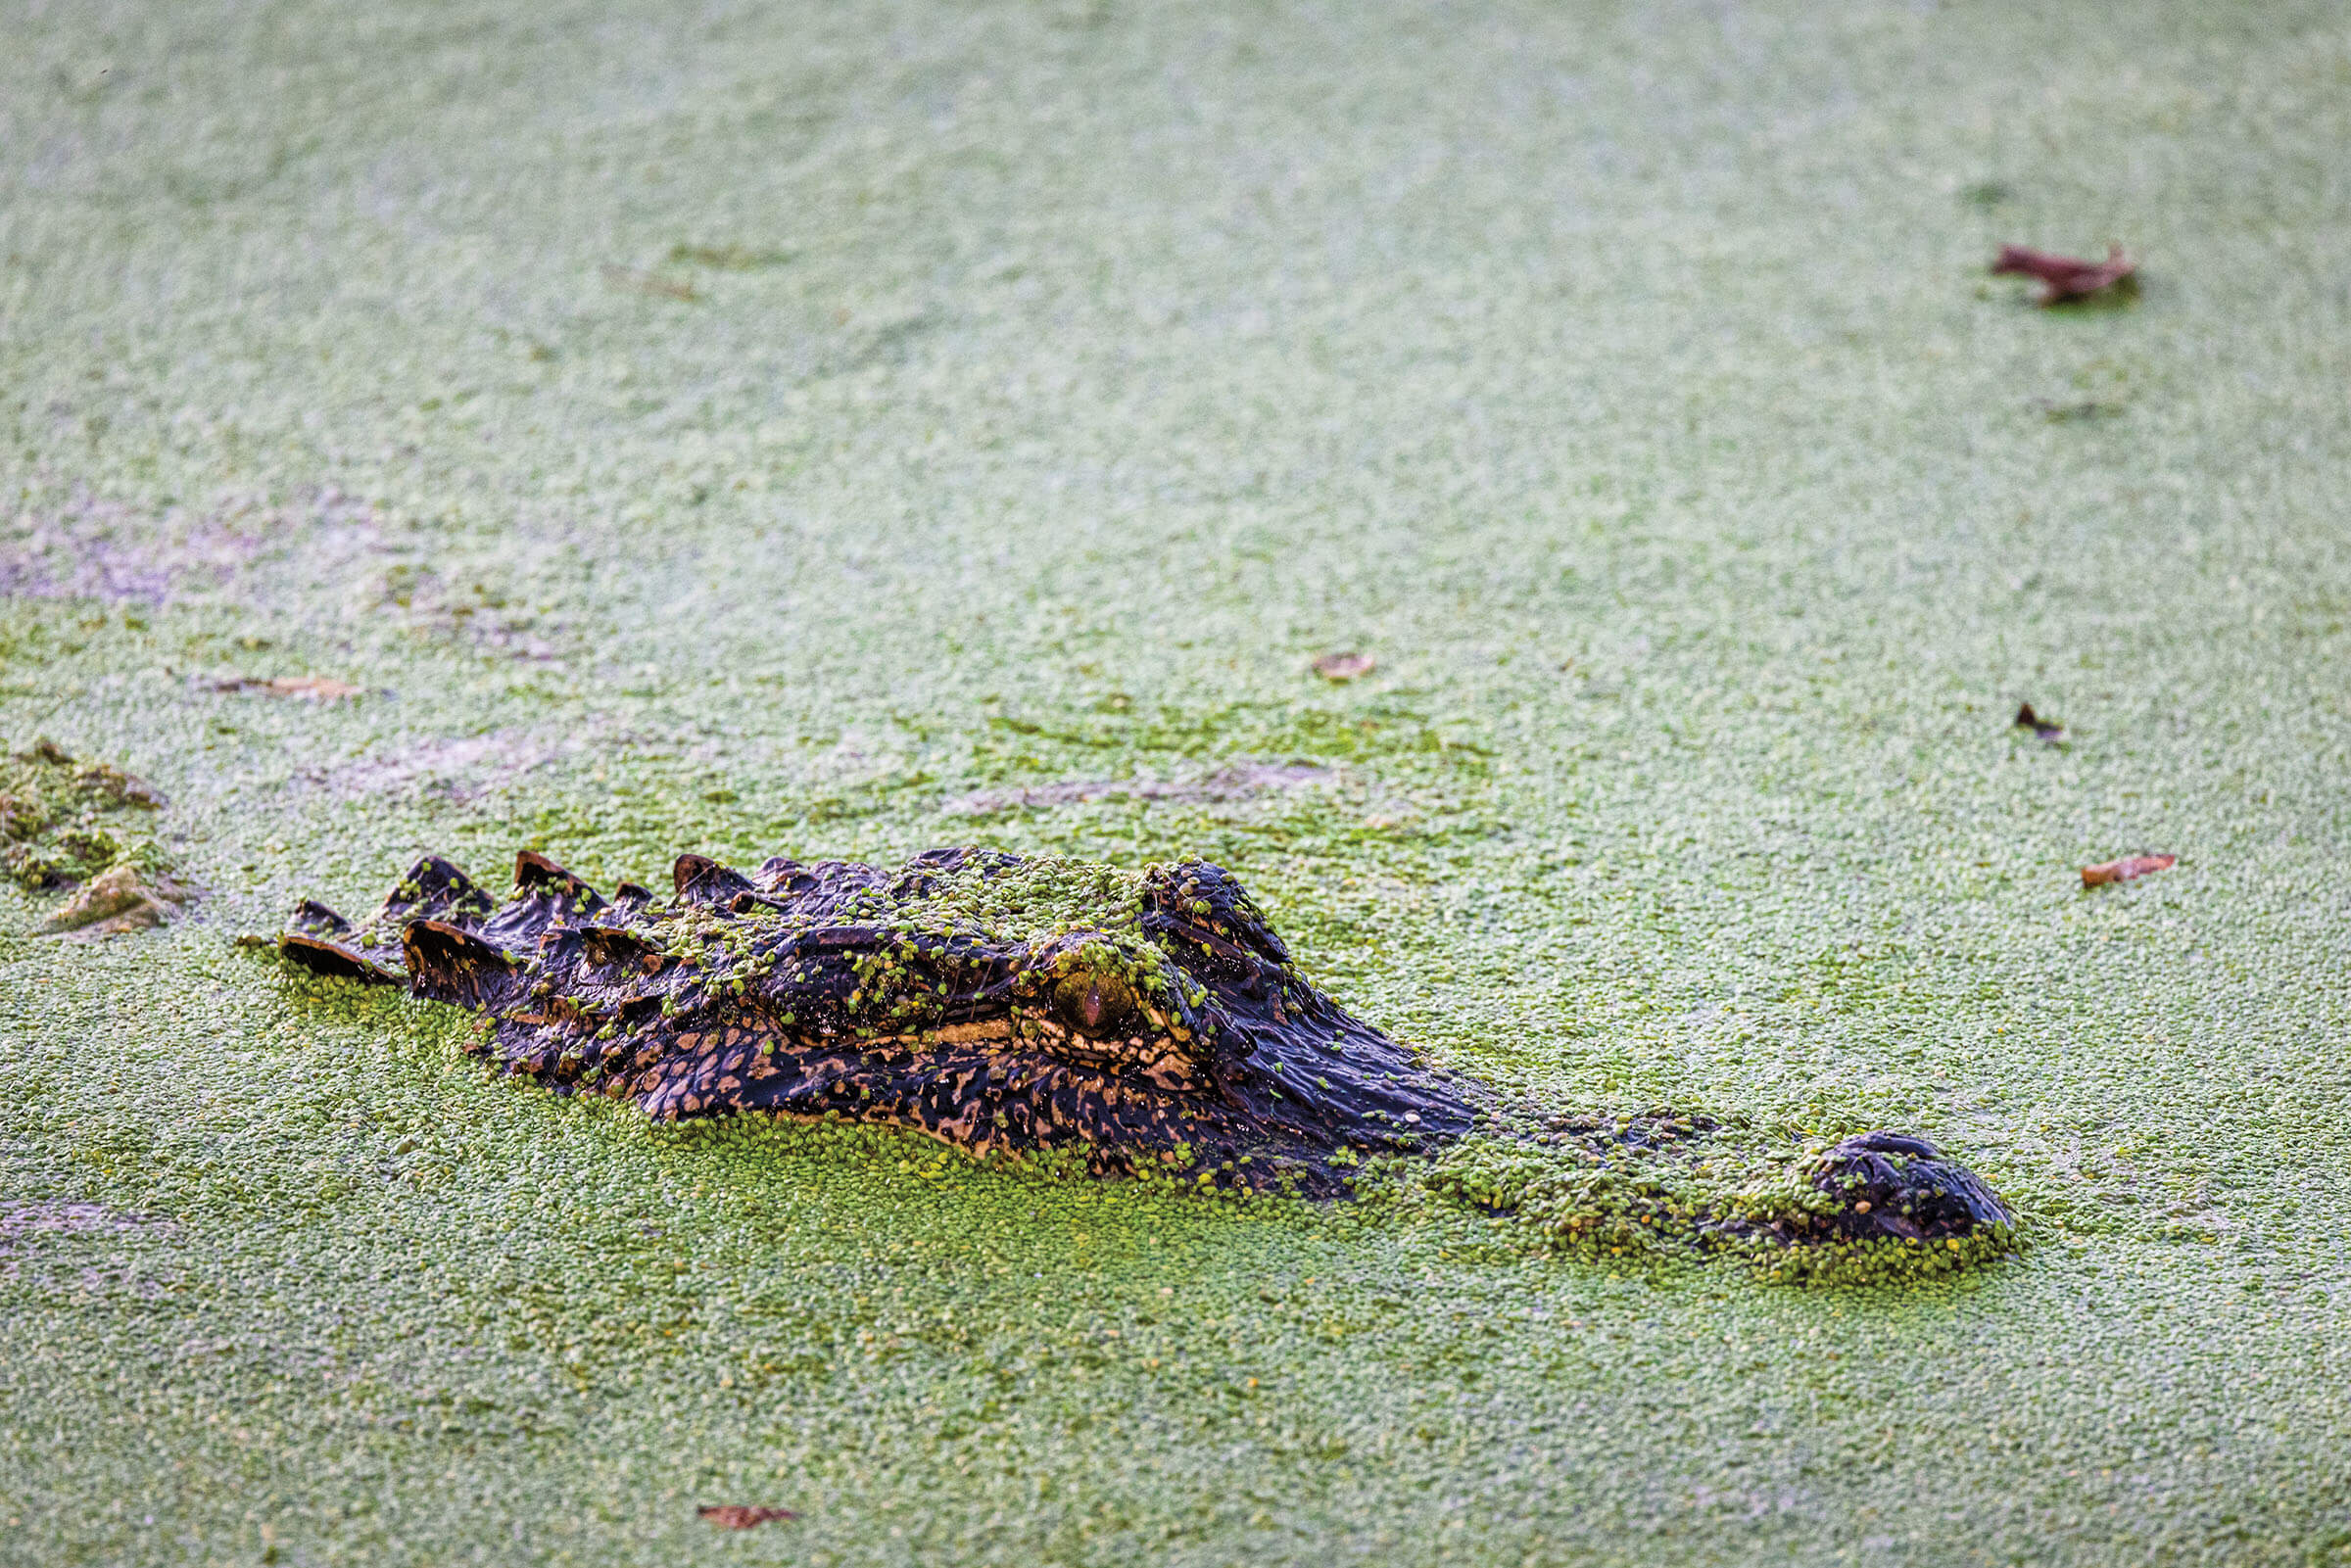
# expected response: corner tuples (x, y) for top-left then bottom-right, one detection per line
(696, 1505), (796, 1530)
(1312, 652), (1375, 682)
(2036, 399), (2127, 424)
(1990, 244), (2136, 306)
(668, 243), (793, 270)
(2012, 702), (2065, 742)
(602, 264), (700, 302)
(215, 675), (364, 701)
(2082, 854), (2175, 887)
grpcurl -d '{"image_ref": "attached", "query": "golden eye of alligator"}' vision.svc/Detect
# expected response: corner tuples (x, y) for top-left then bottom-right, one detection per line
(1050, 973), (1139, 1039)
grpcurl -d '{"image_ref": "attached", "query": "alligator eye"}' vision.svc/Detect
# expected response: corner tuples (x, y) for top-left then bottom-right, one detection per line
(1049, 972), (1139, 1039)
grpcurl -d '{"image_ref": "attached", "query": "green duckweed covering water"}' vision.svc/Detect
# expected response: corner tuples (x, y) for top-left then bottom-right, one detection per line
(5, 0), (2351, 1562)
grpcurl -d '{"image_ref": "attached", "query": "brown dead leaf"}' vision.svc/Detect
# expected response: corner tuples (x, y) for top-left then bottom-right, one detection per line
(1312, 652), (1375, 682)
(602, 264), (700, 303)
(2012, 702), (2065, 743)
(696, 1505), (796, 1531)
(216, 675), (363, 701)
(668, 243), (793, 270)
(1990, 244), (2136, 306)
(2082, 853), (2175, 887)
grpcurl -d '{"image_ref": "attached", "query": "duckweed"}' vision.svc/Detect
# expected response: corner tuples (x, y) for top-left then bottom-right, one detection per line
(5, 0), (2350, 1562)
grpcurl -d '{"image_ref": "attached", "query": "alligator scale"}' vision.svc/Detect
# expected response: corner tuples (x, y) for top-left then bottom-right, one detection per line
(279, 847), (1478, 1194)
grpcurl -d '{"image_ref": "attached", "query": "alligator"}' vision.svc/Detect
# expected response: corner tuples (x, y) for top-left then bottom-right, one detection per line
(279, 846), (1476, 1196)
(276, 845), (2011, 1239)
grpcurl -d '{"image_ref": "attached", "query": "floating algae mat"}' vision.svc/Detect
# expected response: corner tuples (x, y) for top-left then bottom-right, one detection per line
(6, 0), (2351, 1562)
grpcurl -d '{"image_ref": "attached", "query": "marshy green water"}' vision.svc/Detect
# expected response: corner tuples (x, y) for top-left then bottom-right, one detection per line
(5, 0), (2349, 1561)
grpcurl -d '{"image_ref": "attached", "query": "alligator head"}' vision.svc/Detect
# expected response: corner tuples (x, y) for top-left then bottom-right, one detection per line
(279, 846), (1480, 1194)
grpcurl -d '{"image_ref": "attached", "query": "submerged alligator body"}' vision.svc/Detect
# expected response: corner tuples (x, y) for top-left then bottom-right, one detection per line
(278, 846), (2013, 1242)
(280, 846), (1476, 1195)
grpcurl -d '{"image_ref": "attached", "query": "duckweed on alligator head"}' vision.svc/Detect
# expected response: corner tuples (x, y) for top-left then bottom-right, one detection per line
(276, 843), (2015, 1270)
